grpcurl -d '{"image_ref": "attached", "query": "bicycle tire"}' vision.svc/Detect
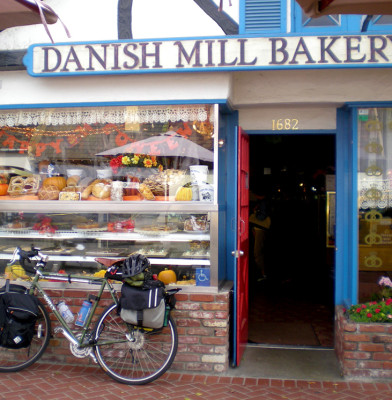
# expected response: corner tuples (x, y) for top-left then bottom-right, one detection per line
(93, 303), (178, 385)
(0, 297), (51, 372)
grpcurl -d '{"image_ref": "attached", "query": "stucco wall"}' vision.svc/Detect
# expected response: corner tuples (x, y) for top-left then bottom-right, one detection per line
(0, 70), (232, 106)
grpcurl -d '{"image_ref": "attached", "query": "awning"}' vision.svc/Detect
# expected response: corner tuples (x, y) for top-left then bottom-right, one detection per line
(296, 0), (392, 18)
(0, 0), (58, 30)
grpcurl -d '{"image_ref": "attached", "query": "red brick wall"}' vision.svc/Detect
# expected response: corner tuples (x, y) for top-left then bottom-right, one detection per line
(335, 306), (392, 379)
(38, 288), (231, 372)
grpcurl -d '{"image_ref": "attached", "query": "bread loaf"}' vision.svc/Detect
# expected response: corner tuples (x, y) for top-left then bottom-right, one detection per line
(38, 185), (60, 200)
(92, 182), (111, 199)
(67, 175), (81, 187)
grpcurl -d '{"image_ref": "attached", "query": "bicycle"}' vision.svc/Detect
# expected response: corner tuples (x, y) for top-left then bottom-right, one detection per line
(0, 246), (180, 385)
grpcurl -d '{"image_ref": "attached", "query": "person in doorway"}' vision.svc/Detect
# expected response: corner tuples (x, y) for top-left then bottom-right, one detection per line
(249, 189), (271, 282)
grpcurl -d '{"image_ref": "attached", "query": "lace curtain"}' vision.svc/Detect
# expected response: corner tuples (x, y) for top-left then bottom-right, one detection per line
(0, 105), (213, 127)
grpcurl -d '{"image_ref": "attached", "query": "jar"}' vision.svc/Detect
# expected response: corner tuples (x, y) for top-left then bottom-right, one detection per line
(111, 181), (124, 201)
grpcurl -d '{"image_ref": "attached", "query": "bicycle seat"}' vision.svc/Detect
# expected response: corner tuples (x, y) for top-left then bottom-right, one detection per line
(95, 258), (125, 268)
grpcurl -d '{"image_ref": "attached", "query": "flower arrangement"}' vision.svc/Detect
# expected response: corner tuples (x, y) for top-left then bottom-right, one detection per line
(345, 276), (392, 323)
(377, 276), (392, 299)
(345, 298), (392, 323)
(109, 154), (163, 174)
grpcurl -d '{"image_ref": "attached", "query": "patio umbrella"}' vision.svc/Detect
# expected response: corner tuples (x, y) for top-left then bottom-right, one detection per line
(96, 131), (214, 162)
(296, 0), (392, 17)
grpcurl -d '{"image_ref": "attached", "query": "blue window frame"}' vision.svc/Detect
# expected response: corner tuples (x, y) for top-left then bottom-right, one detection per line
(239, 0), (286, 34)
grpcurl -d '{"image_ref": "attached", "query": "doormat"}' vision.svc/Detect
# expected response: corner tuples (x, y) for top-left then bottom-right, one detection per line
(248, 322), (320, 346)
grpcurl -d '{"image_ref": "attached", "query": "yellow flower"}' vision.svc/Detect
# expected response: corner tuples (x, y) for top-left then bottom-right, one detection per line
(143, 159), (153, 168)
(131, 156), (139, 164)
(122, 156), (131, 165)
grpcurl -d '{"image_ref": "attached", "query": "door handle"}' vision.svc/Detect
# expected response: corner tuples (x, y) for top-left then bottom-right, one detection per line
(231, 250), (244, 258)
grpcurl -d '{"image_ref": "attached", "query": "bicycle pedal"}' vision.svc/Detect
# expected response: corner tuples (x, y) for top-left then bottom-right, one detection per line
(90, 352), (97, 364)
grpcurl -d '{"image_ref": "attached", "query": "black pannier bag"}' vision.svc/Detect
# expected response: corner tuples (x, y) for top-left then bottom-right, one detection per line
(0, 287), (39, 349)
(119, 283), (165, 329)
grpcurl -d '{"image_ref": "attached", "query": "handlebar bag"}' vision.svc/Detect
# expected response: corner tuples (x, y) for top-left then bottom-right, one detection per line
(119, 284), (165, 329)
(0, 291), (39, 349)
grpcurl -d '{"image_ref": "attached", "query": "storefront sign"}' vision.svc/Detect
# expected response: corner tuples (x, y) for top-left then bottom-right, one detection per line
(24, 35), (392, 77)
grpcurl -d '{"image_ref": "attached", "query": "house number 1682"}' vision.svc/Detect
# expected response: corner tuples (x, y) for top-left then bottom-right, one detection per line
(272, 119), (299, 130)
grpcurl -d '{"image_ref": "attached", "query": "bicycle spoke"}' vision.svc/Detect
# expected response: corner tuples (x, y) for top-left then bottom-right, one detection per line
(93, 303), (178, 384)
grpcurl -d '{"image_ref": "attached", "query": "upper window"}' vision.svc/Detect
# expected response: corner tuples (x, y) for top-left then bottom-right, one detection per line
(240, 0), (286, 34)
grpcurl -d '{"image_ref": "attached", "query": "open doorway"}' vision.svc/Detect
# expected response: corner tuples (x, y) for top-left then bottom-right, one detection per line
(248, 134), (335, 348)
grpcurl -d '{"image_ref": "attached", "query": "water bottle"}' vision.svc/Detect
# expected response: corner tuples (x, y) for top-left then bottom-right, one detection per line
(57, 301), (74, 324)
(75, 301), (93, 327)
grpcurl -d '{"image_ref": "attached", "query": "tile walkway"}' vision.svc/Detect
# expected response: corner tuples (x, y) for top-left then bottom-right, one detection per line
(1, 364), (392, 400)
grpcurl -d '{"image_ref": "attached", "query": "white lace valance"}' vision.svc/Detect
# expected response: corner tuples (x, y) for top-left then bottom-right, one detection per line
(0, 105), (214, 127)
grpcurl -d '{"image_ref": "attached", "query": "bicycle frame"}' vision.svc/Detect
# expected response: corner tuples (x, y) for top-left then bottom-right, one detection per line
(27, 269), (119, 349)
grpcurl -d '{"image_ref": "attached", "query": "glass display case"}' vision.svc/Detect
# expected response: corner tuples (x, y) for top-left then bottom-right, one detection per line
(0, 204), (218, 289)
(0, 104), (219, 290)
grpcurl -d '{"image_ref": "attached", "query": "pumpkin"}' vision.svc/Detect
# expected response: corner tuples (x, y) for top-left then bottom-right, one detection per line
(43, 176), (67, 191)
(0, 183), (8, 196)
(158, 268), (177, 285)
(175, 186), (192, 201)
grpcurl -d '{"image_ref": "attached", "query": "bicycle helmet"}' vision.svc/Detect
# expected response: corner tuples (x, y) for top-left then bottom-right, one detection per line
(122, 254), (150, 278)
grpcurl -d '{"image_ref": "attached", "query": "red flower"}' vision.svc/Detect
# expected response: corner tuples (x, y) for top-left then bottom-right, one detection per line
(356, 308), (361, 313)
(109, 155), (123, 173)
(375, 308), (381, 313)
(367, 313), (372, 318)
(386, 299), (392, 306)
(361, 304), (367, 309)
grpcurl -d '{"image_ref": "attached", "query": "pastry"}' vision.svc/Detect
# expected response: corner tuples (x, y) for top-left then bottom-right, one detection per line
(92, 182), (111, 199)
(138, 183), (155, 200)
(8, 175), (40, 195)
(67, 175), (81, 186)
(59, 192), (80, 201)
(76, 221), (100, 229)
(38, 185), (60, 200)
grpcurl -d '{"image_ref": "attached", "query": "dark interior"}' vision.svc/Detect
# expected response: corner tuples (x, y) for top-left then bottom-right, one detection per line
(248, 134), (335, 347)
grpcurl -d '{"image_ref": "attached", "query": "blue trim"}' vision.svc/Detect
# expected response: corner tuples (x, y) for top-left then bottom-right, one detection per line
(245, 129), (335, 135)
(335, 107), (357, 307)
(350, 110), (359, 304)
(0, 99), (228, 110)
(225, 113), (238, 366)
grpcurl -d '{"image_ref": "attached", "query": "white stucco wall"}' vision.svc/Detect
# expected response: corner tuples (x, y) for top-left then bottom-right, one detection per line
(0, 70), (232, 106)
(232, 69), (392, 107)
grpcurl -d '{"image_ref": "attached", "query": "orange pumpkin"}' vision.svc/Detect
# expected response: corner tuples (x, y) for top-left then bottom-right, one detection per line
(43, 176), (67, 191)
(158, 268), (177, 285)
(0, 183), (8, 196)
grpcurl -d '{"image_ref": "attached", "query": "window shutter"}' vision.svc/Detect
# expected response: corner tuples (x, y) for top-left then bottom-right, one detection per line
(244, 0), (282, 33)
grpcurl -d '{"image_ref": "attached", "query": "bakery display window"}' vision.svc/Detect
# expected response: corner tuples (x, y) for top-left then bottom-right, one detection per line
(0, 104), (216, 203)
(0, 104), (219, 289)
(0, 207), (218, 289)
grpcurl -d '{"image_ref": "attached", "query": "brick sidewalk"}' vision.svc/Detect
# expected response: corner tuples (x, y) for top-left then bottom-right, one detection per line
(1, 364), (392, 400)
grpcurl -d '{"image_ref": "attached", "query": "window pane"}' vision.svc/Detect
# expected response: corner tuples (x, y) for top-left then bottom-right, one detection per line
(357, 108), (392, 301)
(302, 13), (340, 27)
(374, 15), (392, 25)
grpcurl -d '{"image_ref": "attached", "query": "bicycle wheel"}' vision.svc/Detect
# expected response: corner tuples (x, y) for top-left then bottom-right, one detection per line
(0, 297), (51, 372)
(93, 303), (178, 385)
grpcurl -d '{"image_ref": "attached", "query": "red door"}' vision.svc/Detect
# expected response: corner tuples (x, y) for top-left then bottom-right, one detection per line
(235, 127), (250, 365)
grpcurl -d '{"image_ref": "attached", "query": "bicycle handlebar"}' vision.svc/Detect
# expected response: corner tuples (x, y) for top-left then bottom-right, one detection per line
(11, 246), (46, 274)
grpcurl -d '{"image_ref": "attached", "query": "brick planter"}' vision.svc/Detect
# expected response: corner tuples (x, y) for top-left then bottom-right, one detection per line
(37, 286), (231, 373)
(335, 305), (392, 380)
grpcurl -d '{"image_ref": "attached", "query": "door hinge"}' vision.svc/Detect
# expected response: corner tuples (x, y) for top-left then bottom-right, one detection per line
(231, 250), (244, 258)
